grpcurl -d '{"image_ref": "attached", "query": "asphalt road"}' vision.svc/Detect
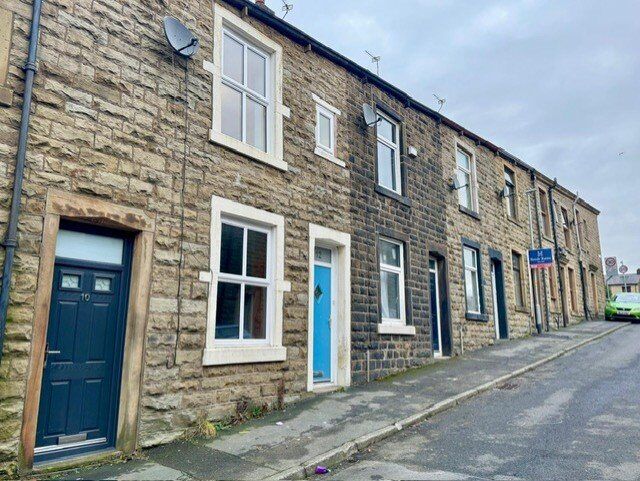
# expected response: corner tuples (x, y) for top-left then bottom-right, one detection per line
(326, 324), (640, 481)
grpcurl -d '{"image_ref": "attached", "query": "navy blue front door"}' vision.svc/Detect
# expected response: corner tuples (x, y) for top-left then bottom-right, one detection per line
(35, 253), (129, 462)
(429, 259), (442, 356)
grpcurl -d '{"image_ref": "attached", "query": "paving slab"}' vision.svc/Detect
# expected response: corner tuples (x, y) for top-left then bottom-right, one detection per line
(51, 321), (627, 480)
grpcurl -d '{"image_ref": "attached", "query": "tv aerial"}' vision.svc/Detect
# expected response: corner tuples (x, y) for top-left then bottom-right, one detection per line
(433, 93), (446, 112)
(163, 16), (200, 59)
(365, 50), (381, 76)
(281, 0), (293, 19)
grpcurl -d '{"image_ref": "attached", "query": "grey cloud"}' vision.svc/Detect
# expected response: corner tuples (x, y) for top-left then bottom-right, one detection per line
(278, 0), (640, 266)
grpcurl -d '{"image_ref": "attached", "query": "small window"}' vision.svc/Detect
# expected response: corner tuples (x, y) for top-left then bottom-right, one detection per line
(376, 112), (402, 195)
(539, 189), (551, 237)
(314, 246), (332, 264)
(379, 238), (406, 324)
(316, 105), (335, 154)
(216, 220), (271, 341)
(221, 30), (269, 152)
(456, 146), (477, 212)
(463, 246), (482, 314)
(94, 277), (112, 292)
(511, 252), (524, 308)
(504, 167), (517, 219)
(61, 274), (80, 289)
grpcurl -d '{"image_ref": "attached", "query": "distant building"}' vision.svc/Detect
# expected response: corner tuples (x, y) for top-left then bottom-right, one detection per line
(608, 272), (640, 294)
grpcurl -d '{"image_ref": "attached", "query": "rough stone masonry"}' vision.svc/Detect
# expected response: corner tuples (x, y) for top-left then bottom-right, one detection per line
(0, 0), (605, 474)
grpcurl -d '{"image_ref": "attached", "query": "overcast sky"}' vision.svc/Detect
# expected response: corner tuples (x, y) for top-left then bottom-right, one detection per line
(275, 0), (640, 269)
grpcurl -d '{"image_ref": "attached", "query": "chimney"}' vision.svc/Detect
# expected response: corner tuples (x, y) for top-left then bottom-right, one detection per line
(254, 0), (274, 14)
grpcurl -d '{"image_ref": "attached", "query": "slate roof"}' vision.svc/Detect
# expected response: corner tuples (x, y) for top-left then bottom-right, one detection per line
(607, 274), (640, 285)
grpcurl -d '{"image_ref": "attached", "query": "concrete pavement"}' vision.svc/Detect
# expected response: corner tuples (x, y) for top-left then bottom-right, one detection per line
(47, 321), (628, 480)
(327, 322), (640, 480)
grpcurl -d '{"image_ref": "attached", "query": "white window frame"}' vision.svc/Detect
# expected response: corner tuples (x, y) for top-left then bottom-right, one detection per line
(463, 246), (482, 315)
(200, 196), (289, 366)
(455, 141), (479, 213)
(376, 112), (402, 195)
(215, 218), (273, 346)
(504, 167), (517, 219)
(378, 238), (414, 336)
(220, 29), (270, 153)
(312, 93), (345, 167)
(206, 4), (290, 171)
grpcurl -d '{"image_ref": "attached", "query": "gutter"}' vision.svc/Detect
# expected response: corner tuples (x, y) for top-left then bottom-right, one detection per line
(0, 0), (44, 363)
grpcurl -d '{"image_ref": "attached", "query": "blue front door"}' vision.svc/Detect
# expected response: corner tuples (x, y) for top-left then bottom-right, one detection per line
(313, 264), (332, 383)
(35, 252), (129, 462)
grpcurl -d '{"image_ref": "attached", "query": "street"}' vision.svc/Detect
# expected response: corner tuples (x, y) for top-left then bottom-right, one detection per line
(326, 324), (640, 481)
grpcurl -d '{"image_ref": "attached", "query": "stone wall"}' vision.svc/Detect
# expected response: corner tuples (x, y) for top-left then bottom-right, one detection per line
(346, 82), (447, 383)
(0, 0), (607, 472)
(440, 127), (536, 353)
(0, 0), (354, 468)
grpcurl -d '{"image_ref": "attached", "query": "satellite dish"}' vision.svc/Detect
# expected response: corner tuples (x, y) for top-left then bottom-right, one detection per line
(362, 103), (379, 127)
(163, 16), (200, 58)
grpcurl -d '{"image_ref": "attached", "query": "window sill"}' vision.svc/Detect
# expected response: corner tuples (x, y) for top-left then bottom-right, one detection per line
(202, 346), (287, 366)
(375, 185), (412, 207)
(507, 216), (521, 227)
(459, 206), (481, 220)
(515, 306), (530, 314)
(377, 323), (416, 336)
(210, 130), (288, 172)
(0, 86), (12, 107)
(314, 146), (346, 168)
(465, 312), (489, 322)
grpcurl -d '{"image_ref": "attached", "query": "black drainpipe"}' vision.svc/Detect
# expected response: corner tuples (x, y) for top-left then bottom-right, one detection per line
(0, 0), (44, 363)
(548, 179), (568, 327)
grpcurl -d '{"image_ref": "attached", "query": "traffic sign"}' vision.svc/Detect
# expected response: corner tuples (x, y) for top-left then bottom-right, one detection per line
(619, 264), (628, 274)
(529, 248), (554, 269)
(605, 257), (618, 277)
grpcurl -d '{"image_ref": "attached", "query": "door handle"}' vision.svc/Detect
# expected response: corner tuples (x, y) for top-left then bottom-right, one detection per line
(47, 350), (61, 355)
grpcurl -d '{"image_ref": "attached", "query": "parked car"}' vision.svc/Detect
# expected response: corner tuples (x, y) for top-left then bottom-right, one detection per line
(605, 293), (640, 322)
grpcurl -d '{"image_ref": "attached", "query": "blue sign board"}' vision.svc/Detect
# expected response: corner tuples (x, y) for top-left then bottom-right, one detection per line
(528, 248), (554, 269)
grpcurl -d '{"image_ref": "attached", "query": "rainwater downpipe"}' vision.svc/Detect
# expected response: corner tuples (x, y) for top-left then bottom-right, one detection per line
(548, 179), (568, 328)
(0, 0), (44, 364)
(531, 173), (551, 332)
(572, 194), (590, 321)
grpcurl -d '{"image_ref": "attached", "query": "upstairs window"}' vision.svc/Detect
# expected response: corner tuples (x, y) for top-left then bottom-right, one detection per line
(456, 146), (478, 213)
(539, 189), (551, 237)
(376, 113), (402, 195)
(209, 4), (288, 171)
(312, 94), (344, 167)
(504, 167), (517, 219)
(221, 30), (269, 152)
(316, 104), (335, 154)
(561, 207), (572, 249)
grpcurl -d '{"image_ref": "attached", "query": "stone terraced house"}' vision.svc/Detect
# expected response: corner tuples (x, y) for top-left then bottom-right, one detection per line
(0, 0), (605, 473)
